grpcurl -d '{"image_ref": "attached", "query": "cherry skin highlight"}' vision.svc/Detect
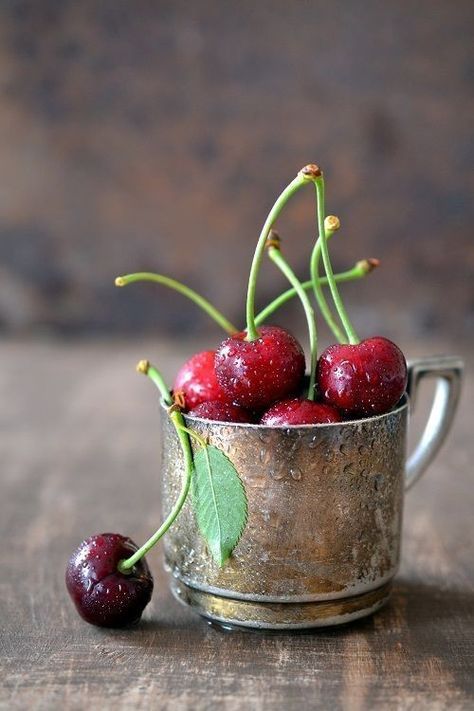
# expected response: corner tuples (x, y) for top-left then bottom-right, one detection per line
(260, 398), (342, 426)
(65, 533), (153, 628)
(188, 400), (252, 423)
(317, 337), (408, 417)
(214, 325), (305, 411)
(173, 350), (229, 411)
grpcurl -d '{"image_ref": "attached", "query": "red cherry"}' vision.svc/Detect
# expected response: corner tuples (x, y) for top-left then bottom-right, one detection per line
(317, 337), (407, 417)
(260, 398), (341, 425)
(214, 325), (305, 410)
(188, 400), (252, 423)
(173, 350), (228, 411)
(65, 533), (153, 627)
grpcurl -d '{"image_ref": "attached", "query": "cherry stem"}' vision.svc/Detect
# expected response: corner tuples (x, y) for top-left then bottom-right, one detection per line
(255, 259), (378, 326)
(310, 216), (347, 343)
(115, 273), (238, 335)
(314, 177), (360, 345)
(118, 361), (193, 573)
(266, 234), (317, 400)
(245, 168), (318, 341)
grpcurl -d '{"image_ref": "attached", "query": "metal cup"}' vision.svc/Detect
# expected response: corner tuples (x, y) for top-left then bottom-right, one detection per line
(161, 356), (463, 629)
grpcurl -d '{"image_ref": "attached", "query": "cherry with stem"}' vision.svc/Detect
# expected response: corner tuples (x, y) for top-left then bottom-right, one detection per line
(66, 359), (203, 627)
(312, 167), (407, 417)
(215, 166), (323, 410)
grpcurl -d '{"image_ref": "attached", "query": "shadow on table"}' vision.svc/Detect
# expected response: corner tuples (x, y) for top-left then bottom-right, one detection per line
(119, 577), (474, 642)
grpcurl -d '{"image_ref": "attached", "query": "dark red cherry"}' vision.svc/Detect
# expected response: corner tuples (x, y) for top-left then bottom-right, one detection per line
(173, 350), (228, 411)
(214, 325), (305, 410)
(188, 400), (252, 423)
(260, 398), (342, 425)
(65, 533), (153, 628)
(317, 337), (407, 417)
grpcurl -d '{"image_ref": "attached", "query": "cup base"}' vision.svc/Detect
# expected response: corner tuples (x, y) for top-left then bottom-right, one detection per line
(170, 578), (392, 630)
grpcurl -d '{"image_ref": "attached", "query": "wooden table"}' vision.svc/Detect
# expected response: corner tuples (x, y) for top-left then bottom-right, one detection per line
(1, 338), (473, 710)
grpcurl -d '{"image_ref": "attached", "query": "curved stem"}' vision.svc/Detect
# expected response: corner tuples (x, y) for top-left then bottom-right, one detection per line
(245, 171), (313, 341)
(267, 243), (318, 400)
(115, 272), (238, 336)
(310, 219), (347, 343)
(136, 360), (172, 405)
(314, 178), (359, 344)
(118, 362), (193, 573)
(118, 415), (192, 573)
(255, 260), (377, 326)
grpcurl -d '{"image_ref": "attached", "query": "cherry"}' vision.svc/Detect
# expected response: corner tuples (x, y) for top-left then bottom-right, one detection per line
(215, 325), (305, 410)
(173, 350), (229, 411)
(317, 337), (408, 417)
(188, 400), (252, 423)
(66, 533), (153, 628)
(260, 397), (342, 425)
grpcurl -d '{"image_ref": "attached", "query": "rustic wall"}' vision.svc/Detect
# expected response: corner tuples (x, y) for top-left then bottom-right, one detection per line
(0, 0), (473, 343)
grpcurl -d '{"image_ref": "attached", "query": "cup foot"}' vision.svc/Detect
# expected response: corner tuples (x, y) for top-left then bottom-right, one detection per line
(170, 578), (392, 629)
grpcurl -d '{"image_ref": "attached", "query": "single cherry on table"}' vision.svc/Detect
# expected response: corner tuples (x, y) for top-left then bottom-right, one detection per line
(66, 533), (153, 628)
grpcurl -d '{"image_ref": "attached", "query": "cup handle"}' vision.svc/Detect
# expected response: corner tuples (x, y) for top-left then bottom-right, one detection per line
(405, 355), (463, 490)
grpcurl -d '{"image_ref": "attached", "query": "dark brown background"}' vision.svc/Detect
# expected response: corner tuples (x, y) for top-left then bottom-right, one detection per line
(0, 0), (473, 345)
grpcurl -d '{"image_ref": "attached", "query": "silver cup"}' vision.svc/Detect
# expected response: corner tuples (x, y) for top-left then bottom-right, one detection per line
(161, 356), (463, 629)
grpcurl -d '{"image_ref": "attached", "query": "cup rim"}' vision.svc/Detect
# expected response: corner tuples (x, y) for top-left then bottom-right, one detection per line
(169, 394), (409, 430)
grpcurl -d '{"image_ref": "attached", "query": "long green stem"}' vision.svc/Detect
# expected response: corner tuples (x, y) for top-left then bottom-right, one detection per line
(267, 240), (318, 400)
(255, 260), (377, 326)
(245, 169), (317, 341)
(310, 217), (347, 343)
(314, 177), (359, 344)
(118, 362), (193, 573)
(115, 272), (238, 335)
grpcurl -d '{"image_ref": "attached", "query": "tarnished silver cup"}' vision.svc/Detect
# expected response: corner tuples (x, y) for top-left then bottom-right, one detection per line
(161, 356), (462, 629)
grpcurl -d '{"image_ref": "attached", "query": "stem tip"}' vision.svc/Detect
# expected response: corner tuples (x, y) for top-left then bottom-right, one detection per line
(324, 215), (341, 232)
(299, 164), (322, 180)
(136, 359), (150, 375)
(115, 276), (126, 287)
(357, 258), (380, 274)
(265, 229), (281, 250)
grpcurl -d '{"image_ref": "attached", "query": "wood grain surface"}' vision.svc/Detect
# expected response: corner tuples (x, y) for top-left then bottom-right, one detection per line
(1, 338), (473, 710)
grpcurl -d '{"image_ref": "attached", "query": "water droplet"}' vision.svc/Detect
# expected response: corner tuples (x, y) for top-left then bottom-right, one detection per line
(270, 467), (286, 481)
(290, 466), (302, 481)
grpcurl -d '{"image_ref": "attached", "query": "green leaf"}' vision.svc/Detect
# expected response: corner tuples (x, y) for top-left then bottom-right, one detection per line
(191, 445), (248, 567)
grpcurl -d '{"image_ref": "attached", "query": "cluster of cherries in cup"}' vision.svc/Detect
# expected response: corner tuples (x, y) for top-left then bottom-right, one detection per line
(66, 331), (407, 628)
(176, 326), (407, 425)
